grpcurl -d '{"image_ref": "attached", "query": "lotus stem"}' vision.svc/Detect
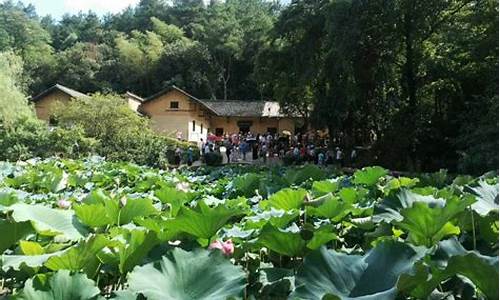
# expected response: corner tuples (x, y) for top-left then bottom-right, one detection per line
(470, 209), (476, 250)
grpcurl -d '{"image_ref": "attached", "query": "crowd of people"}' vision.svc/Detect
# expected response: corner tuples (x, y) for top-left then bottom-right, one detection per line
(197, 131), (359, 167)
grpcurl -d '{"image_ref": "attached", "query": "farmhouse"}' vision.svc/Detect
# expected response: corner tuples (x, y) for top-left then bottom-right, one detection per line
(31, 84), (299, 142)
(31, 84), (89, 120)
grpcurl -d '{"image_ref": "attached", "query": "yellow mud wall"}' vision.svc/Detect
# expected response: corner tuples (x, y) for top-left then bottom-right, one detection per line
(34, 91), (71, 121)
(141, 90), (210, 142)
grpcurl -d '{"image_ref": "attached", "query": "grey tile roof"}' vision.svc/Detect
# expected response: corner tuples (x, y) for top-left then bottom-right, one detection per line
(31, 84), (89, 102)
(143, 85), (219, 115)
(199, 100), (285, 117)
(124, 91), (144, 102)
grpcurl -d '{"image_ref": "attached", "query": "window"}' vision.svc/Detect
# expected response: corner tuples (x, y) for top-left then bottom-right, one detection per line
(215, 128), (224, 136)
(170, 101), (179, 109)
(192, 120), (196, 132)
(49, 115), (59, 126)
(201, 123), (203, 133)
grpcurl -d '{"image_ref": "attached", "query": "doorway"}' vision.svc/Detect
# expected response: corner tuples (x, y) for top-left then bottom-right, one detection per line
(237, 121), (252, 134)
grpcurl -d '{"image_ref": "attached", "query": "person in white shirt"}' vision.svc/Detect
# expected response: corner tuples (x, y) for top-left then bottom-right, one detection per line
(335, 147), (343, 167)
(351, 149), (357, 166)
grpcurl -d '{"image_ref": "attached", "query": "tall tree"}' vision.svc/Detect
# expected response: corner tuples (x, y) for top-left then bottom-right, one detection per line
(0, 52), (33, 124)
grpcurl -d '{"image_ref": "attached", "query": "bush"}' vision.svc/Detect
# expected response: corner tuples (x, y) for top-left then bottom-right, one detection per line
(52, 93), (191, 167)
(204, 152), (223, 166)
(0, 117), (97, 161)
(0, 52), (33, 125)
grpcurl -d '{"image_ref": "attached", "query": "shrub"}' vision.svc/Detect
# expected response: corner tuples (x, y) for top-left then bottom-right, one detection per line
(204, 152), (223, 166)
(52, 93), (190, 167)
(0, 52), (33, 125)
(0, 117), (97, 161)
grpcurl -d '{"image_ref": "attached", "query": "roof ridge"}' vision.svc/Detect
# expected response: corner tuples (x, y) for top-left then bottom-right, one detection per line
(199, 99), (276, 102)
(125, 91), (144, 102)
(143, 85), (219, 116)
(30, 83), (88, 102)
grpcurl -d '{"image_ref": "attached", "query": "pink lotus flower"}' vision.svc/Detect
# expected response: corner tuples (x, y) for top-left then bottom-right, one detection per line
(208, 239), (234, 256)
(57, 199), (71, 209)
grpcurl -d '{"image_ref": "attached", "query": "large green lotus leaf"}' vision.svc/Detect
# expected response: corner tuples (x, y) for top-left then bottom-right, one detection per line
(103, 198), (120, 225)
(164, 202), (244, 239)
(83, 189), (111, 204)
(437, 241), (498, 299)
(258, 267), (295, 298)
(231, 173), (262, 197)
(285, 164), (326, 185)
(311, 180), (339, 196)
(292, 240), (426, 300)
(0, 220), (33, 253)
(125, 248), (246, 300)
(245, 208), (299, 229)
(117, 229), (159, 274)
(19, 270), (102, 300)
(36, 166), (68, 193)
(398, 189), (446, 209)
(352, 166), (388, 186)
(260, 188), (307, 211)
(306, 225), (338, 250)
(135, 217), (178, 241)
(119, 198), (158, 225)
(154, 186), (189, 217)
(399, 238), (499, 299)
(396, 195), (475, 247)
(468, 181), (499, 216)
(74, 203), (113, 228)
(112, 290), (138, 300)
(2, 250), (66, 271)
(381, 177), (419, 195)
(258, 223), (306, 257)
(338, 188), (358, 203)
(44, 235), (110, 277)
(306, 193), (353, 222)
(9, 203), (88, 241)
(19, 241), (45, 255)
(0, 190), (19, 210)
(476, 212), (499, 244)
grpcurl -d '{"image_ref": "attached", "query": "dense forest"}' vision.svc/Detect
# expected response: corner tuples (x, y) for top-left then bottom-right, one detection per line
(0, 0), (498, 174)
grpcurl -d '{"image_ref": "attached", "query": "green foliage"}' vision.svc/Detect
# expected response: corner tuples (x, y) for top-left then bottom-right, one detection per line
(258, 223), (306, 257)
(0, 220), (32, 253)
(9, 203), (88, 241)
(0, 158), (497, 299)
(19, 270), (101, 300)
(0, 52), (33, 124)
(0, 117), (97, 161)
(292, 241), (426, 300)
(203, 151), (223, 166)
(260, 188), (307, 211)
(257, 0), (498, 174)
(44, 235), (110, 276)
(53, 93), (183, 167)
(353, 166), (388, 186)
(124, 248), (246, 300)
(0, 0), (495, 174)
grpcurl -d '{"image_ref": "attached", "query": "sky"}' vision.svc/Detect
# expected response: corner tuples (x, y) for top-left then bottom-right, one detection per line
(19, 0), (141, 19)
(18, 0), (289, 19)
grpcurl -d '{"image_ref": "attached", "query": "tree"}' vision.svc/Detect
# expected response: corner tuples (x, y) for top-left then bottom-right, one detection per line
(0, 1), (56, 94)
(115, 30), (164, 95)
(52, 93), (185, 166)
(55, 42), (112, 93)
(0, 52), (33, 125)
(192, 2), (244, 99)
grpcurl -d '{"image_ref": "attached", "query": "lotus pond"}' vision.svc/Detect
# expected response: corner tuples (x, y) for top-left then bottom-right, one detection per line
(0, 157), (498, 299)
